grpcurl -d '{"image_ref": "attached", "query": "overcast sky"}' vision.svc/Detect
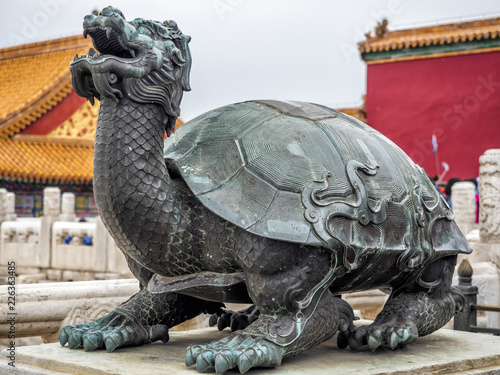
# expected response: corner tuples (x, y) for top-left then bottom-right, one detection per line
(1, 0), (499, 121)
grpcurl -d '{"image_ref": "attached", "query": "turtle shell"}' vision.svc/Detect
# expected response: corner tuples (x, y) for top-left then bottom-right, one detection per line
(164, 100), (471, 268)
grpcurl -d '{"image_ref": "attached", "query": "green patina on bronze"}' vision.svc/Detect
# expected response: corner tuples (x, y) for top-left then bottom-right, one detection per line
(60, 7), (473, 375)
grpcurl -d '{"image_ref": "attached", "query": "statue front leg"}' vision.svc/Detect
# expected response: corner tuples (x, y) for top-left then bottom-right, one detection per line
(186, 285), (353, 374)
(185, 240), (354, 374)
(60, 287), (223, 352)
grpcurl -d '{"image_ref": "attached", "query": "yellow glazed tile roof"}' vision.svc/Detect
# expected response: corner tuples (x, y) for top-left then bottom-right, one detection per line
(0, 34), (186, 183)
(1, 101), (184, 184)
(1, 97), (184, 183)
(359, 17), (500, 54)
(0, 137), (93, 183)
(0, 35), (92, 138)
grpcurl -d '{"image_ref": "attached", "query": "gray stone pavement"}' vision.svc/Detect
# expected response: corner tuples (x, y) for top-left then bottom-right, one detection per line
(2, 323), (500, 374)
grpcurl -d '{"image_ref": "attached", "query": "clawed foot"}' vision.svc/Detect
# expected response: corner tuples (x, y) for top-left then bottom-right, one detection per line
(185, 334), (285, 374)
(59, 311), (169, 352)
(337, 317), (417, 351)
(209, 305), (260, 332)
(336, 296), (356, 333)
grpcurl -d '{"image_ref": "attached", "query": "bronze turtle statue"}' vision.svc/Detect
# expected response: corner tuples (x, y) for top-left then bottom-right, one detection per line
(61, 6), (472, 374)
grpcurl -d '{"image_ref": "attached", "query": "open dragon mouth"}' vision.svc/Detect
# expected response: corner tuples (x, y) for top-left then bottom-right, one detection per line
(84, 25), (136, 59)
(70, 11), (161, 104)
(70, 6), (191, 134)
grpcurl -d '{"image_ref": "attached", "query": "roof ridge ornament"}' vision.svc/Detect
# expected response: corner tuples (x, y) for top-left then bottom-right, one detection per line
(365, 18), (389, 40)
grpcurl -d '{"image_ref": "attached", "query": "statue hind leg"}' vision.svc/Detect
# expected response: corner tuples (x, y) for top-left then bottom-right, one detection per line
(209, 304), (260, 332)
(185, 236), (355, 374)
(339, 255), (462, 351)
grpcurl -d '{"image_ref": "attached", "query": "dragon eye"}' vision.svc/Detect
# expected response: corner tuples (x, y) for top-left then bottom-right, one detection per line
(138, 26), (153, 37)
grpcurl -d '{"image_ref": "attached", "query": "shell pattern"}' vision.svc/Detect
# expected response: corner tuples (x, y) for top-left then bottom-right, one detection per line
(164, 100), (471, 283)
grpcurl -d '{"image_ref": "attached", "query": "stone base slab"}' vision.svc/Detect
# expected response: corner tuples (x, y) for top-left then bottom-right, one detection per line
(2, 324), (500, 374)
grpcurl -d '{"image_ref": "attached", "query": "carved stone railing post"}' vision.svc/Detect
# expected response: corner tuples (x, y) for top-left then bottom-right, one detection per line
(470, 149), (500, 268)
(479, 149), (500, 244)
(451, 181), (476, 235)
(43, 187), (61, 218)
(59, 192), (77, 222)
(454, 259), (478, 332)
(39, 187), (61, 268)
(458, 149), (500, 330)
(5, 192), (17, 221)
(0, 188), (7, 223)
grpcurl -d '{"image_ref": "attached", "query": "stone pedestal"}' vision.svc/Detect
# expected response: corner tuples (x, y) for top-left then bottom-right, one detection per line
(451, 181), (477, 235)
(2, 326), (500, 374)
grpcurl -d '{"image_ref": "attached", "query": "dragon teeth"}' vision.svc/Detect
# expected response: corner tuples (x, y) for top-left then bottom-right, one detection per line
(73, 54), (78, 61)
(130, 50), (136, 58)
(83, 29), (88, 39)
(106, 27), (112, 39)
(88, 47), (97, 57)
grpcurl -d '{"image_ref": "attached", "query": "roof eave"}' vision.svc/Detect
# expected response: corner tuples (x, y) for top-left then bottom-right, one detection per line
(361, 39), (500, 64)
(0, 78), (73, 138)
(358, 17), (500, 63)
(0, 35), (92, 138)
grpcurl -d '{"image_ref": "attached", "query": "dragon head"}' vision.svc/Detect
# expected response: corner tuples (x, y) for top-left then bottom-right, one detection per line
(70, 6), (191, 134)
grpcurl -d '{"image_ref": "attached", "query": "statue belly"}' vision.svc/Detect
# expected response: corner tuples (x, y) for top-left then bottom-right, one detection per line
(148, 272), (252, 303)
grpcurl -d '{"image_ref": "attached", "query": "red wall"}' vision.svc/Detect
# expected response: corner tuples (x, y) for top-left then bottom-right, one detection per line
(21, 91), (86, 135)
(366, 51), (500, 180)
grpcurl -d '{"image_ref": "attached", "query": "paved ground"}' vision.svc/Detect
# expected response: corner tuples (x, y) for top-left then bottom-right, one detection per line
(2, 323), (500, 374)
